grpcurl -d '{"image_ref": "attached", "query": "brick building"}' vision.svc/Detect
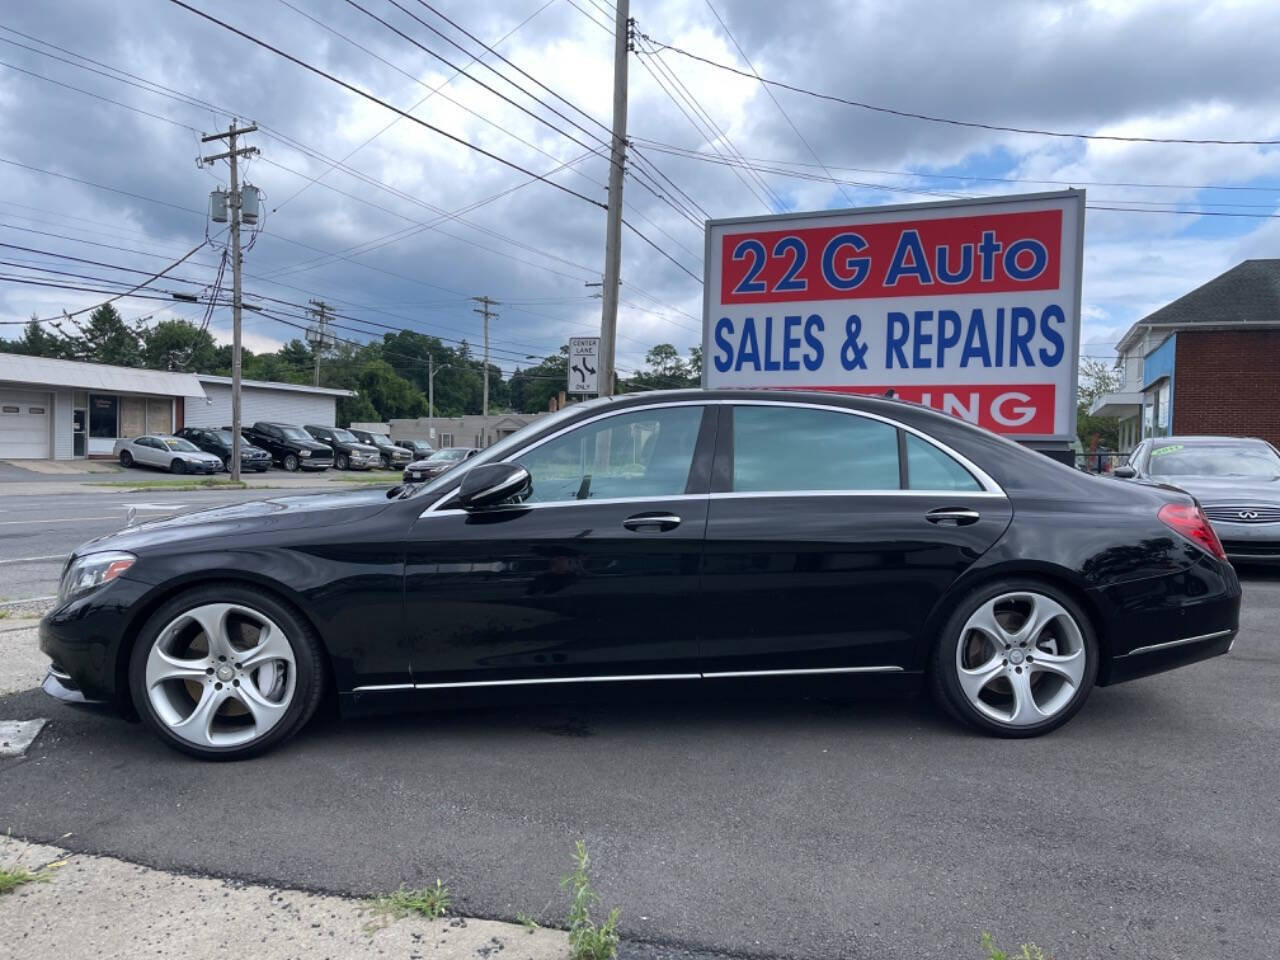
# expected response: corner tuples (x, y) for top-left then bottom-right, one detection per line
(1090, 259), (1280, 450)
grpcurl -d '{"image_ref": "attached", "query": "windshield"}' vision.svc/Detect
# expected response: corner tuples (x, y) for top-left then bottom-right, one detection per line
(331, 429), (358, 442)
(279, 427), (310, 441)
(404, 397), (613, 499)
(213, 430), (236, 444)
(430, 448), (467, 461)
(163, 438), (200, 452)
(1148, 442), (1280, 478)
(368, 434), (392, 445)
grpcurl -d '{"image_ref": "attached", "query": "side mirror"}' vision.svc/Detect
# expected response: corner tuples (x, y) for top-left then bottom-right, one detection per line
(1113, 465), (1137, 479)
(457, 462), (531, 510)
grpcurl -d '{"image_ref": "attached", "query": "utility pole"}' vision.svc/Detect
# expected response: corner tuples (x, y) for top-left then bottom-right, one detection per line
(306, 299), (333, 386)
(472, 296), (499, 444)
(427, 353), (434, 420)
(200, 121), (258, 482)
(597, 1), (632, 398)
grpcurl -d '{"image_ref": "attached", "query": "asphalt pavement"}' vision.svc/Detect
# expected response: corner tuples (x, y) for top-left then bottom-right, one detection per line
(0, 531), (1277, 959)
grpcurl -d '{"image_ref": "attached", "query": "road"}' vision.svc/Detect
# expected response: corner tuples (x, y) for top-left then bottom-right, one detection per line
(0, 480), (1276, 960)
(0, 485), (388, 606)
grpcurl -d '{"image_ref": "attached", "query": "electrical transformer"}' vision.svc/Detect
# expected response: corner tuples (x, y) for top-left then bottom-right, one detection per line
(209, 188), (228, 223)
(240, 184), (261, 225)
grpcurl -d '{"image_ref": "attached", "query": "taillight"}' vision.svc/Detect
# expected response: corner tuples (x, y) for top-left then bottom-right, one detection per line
(1158, 503), (1228, 561)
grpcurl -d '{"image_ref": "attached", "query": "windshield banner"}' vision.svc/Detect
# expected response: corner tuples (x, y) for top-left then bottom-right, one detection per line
(702, 190), (1084, 441)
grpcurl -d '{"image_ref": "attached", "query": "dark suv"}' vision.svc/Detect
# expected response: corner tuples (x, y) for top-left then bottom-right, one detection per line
(349, 428), (413, 470)
(395, 439), (434, 460)
(176, 427), (271, 472)
(241, 422), (333, 471)
(303, 425), (381, 471)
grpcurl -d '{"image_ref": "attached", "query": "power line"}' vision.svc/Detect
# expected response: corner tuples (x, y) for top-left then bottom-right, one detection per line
(165, 0), (606, 209)
(637, 29), (1280, 147)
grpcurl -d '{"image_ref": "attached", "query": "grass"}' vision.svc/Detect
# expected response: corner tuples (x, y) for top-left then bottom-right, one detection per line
(517, 912), (541, 933)
(561, 841), (621, 960)
(370, 878), (452, 924)
(981, 932), (1050, 960)
(92, 477), (247, 490)
(0, 864), (46, 895)
(329, 471), (397, 483)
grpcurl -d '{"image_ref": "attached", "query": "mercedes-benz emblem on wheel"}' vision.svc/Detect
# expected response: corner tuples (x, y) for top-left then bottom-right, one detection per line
(1237, 510), (1260, 520)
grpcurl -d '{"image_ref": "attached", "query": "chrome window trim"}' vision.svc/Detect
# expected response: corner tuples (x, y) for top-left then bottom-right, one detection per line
(1121, 629), (1235, 658)
(352, 664), (905, 692)
(420, 397), (1005, 517)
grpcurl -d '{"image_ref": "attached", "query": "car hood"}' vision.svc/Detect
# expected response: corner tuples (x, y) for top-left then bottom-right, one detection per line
(173, 449), (222, 462)
(1154, 475), (1280, 504)
(407, 458), (453, 470)
(73, 489), (397, 557)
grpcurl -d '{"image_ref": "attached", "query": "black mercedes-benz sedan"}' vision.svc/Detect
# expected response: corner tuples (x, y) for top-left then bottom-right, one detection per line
(40, 390), (1241, 759)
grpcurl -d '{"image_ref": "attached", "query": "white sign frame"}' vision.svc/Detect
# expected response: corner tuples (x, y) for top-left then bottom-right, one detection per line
(701, 190), (1085, 443)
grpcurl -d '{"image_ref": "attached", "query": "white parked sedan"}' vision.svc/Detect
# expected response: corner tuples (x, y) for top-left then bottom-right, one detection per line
(114, 434), (224, 474)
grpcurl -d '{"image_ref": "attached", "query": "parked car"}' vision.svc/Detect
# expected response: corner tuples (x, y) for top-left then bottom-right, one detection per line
(1116, 435), (1280, 564)
(349, 428), (413, 470)
(402, 446), (478, 482)
(176, 427), (271, 472)
(395, 439), (435, 460)
(44, 390), (1241, 760)
(114, 434), (223, 475)
(303, 425), (381, 471)
(240, 422), (333, 472)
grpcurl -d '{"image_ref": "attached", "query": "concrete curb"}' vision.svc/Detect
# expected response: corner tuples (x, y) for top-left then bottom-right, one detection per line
(0, 836), (572, 959)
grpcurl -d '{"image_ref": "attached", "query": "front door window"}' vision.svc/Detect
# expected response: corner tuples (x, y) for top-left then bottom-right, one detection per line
(515, 406), (705, 503)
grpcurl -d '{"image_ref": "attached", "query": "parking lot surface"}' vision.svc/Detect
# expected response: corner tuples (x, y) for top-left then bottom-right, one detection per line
(0, 549), (1276, 959)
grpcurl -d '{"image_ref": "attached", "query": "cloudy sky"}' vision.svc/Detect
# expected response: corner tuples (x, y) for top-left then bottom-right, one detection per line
(1, 0), (1277, 378)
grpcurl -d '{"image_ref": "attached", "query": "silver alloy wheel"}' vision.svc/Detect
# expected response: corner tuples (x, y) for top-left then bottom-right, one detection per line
(144, 602), (297, 749)
(954, 591), (1087, 727)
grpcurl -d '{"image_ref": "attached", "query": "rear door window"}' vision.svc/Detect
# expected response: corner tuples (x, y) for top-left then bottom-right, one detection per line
(731, 405), (900, 492)
(904, 433), (981, 491)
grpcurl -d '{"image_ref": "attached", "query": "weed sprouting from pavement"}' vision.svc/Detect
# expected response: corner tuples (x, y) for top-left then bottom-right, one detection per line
(371, 878), (452, 924)
(981, 931), (1049, 960)
(517, 912), (541, 933)
(561, 841), (621, 960)
(0, 863), (55, 895)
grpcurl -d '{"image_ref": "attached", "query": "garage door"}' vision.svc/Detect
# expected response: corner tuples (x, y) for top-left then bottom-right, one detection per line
(0, 389), (52, 459)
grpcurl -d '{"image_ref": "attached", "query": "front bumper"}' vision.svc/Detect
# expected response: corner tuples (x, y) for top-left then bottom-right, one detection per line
(300, 459), (333, 471)
(1209, 520), (1280, 564)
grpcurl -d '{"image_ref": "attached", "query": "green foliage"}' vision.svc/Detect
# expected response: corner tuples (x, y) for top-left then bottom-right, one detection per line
(11, 316), (74, 359)
(510, 347), (569, 413)
(373, 879), (452, 921)
(981, 931), (1049, 960)
(517, 912), (540, 933)
(619, 342), (701, 392)
(78, 304), (143, 366)
(560, 841), (621, 960)
(0, 863), (53, 895)
(141, 319), (218, 372)
(1077, 355), (1124, 451)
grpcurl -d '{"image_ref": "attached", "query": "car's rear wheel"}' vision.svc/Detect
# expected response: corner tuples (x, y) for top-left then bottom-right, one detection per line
(119, 450), (133, 467)
(283, 453), (300, 472)
(931, 580), (1098, 737)
(128, 585), (325, 760)
(336, 453), (349, 470)
(169, 459), (186, 474)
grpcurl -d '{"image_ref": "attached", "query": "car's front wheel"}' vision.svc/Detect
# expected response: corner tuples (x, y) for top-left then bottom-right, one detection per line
(336, 453), (349, 470)
(931, 580), (1098, 737)
(128, 584), (325, 760)
(169, 459), (186, 474)
(119, 450), (133, 467)
(283, 453), (300, 472)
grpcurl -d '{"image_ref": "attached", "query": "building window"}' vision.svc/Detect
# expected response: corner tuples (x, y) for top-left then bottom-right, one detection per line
(89, 394), (118, 439)
(121, 396), (146, 438)
(440, 432), (453, 447)
(147, 397), (172, 434)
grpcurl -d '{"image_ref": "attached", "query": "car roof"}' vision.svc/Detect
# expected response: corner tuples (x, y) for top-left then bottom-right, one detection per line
(1149, 435), (1268, 445)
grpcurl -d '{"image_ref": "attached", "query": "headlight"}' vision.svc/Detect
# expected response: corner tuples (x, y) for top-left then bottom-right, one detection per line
(58, 551), (135, 605)
(299, 449), (312, 457)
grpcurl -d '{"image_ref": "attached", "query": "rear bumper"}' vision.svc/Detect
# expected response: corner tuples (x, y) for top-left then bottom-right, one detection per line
(1104, 628), (1236, 685)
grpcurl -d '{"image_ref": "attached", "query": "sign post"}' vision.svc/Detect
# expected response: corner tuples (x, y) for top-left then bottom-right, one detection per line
(568, 336), (601, 397)
(702, 190), (1085, 445)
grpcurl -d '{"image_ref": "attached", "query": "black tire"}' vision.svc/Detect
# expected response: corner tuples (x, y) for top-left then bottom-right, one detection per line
(119, 450), (133, 468)
(929, 578), (1099, 738)
(380, 454), (391, 470)
(222, 457), (232, 472)
(283, 453), (300, 472)
(169, 458), (186, 475)
(336, 453), (349, 471)
(128, 583), (326, 760)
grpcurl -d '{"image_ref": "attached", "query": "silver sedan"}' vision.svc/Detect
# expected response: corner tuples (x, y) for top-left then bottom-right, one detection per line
(114, 434), (225, 474)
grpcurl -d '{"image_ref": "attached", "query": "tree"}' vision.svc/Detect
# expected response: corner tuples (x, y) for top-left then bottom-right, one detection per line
(8, 316), (72, 359)
(1076, 356), (1124, 451)
(622, 343), (700, 392)
(338, 392), (378, 426)
(509, 348), (568, 413)
(75, 304), (142, 366)
(357, 359), (427, 420)
(141, 319), (217, 372)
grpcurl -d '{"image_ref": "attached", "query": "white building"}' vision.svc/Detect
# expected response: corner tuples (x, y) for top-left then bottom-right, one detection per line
(0, 354), (352, 460)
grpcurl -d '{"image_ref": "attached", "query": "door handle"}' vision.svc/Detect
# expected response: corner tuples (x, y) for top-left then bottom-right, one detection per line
(622, 513), (682, 532)
(926, 506), (981, 526)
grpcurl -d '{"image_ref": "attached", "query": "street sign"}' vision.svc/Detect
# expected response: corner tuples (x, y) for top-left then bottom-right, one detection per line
(568, 336), (601, 395)
(702, 190), (1085, 442)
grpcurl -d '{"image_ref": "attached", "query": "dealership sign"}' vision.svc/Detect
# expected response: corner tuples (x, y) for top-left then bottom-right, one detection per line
(701, 191), (1084, 441)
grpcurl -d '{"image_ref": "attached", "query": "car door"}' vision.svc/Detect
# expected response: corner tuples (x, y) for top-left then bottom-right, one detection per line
(136, 437), (162, 467)
(699, 402), (1013, 677)
(403, 403), (716, 686)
